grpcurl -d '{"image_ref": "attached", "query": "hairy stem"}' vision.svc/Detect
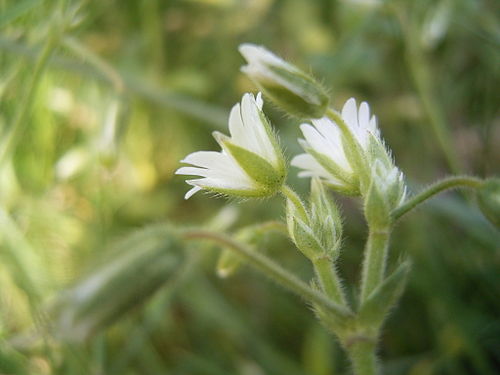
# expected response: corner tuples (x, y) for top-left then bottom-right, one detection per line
(392, 176), (483, 220)
(313, 256), (348, 308)
(360, 228), (391, 303)
(183, 229), (352, 320)
(347, 341), (379, 375)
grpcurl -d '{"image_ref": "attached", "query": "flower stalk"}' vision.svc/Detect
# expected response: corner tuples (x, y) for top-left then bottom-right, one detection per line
(360, 228), (392, 303)
(312, 255), (347, 307)
(392, 175), (484, 220)
(183, 229), (352, 320)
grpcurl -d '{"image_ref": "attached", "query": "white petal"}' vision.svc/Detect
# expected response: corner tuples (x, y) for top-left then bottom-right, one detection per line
(184, 185), (202, 199)
(341, 98), (358, 131)
(228, 103), (246, 146)
(358, 102), (370, 130)
(255, 92), (263, 109)
(300, 124), (331, 156)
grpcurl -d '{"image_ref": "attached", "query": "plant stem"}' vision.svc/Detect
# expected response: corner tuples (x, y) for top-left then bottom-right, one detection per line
(360, 228), (391, 302)
(347, 341), (379, 375)
(183, 229), (352, 320)
(0, 29), (59, 167)
(313, 255), (348, 307)
(392, 176), (483, 221)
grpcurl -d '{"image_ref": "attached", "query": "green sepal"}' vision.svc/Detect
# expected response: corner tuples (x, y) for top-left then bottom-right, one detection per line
(366, 133), (393, 169)
(214, 133), (285, 193)
(339, 131), (370, 194)
(255, 64), (329, 119)
(257, 110), (286, 172)
(357, 260), (411, 332)
(291, 215), (326, 260)
(364, 176), (391, 230)
(310, 179), (343, 258)
(477, 178), (500, 228)
(305, 146), (358, 194)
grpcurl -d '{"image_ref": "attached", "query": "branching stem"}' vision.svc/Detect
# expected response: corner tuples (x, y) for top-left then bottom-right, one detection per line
(182, 229), (352, 320)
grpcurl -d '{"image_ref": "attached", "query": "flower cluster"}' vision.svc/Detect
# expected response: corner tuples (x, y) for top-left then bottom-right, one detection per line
(176, 43), (406, 215)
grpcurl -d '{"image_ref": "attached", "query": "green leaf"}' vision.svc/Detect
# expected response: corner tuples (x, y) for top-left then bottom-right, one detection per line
(357, 261), (411, 331)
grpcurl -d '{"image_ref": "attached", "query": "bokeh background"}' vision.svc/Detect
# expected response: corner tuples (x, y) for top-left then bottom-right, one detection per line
(0, 0), (499, 374)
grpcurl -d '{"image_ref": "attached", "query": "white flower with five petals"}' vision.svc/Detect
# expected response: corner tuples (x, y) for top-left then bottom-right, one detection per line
(176, 93), (286, 199)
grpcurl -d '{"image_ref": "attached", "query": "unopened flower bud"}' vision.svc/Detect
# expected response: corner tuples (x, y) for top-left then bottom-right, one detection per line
(477, 178), (500, 229)
(286, 180), (343, 260)
(365, 160), (406, 229)
(239, 44), (329, 119)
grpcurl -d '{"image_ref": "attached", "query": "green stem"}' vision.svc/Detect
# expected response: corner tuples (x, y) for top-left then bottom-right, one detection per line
(347, 341), (379, 375)
(360, 228), (391, 302)
(392, 176), (483, 221)
(326, 108), (370, 191)
(183, 229), (352, 320)
(313, 255), (348, 308)
(0, 29), (59, 167)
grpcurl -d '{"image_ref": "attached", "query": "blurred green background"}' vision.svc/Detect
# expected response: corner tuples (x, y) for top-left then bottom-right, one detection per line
(0, 0), (499, 374)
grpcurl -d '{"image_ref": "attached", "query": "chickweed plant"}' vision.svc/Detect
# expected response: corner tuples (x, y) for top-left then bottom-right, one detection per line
(176, 44), (499, 375)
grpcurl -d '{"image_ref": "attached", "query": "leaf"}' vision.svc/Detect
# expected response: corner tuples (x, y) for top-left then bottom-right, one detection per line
(357, 260), (411, 331)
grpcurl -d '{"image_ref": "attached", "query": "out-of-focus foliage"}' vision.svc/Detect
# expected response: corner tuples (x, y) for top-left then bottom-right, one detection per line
(0, 0), (498, 374)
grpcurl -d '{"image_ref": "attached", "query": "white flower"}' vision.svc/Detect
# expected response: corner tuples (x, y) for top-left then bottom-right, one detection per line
(291, 98), (380, 194)
(239, 44), (329, 118)
(176, 93), (286, 199)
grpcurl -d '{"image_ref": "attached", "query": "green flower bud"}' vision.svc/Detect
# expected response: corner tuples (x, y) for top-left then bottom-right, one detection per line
(239, 44), (329, 119)
(51, 225), (183, 342)
(286, 180), (343, 260)
(365, 160), (406, 229)
(309, 178), (343, 259)
(477, 178), (500, 229)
